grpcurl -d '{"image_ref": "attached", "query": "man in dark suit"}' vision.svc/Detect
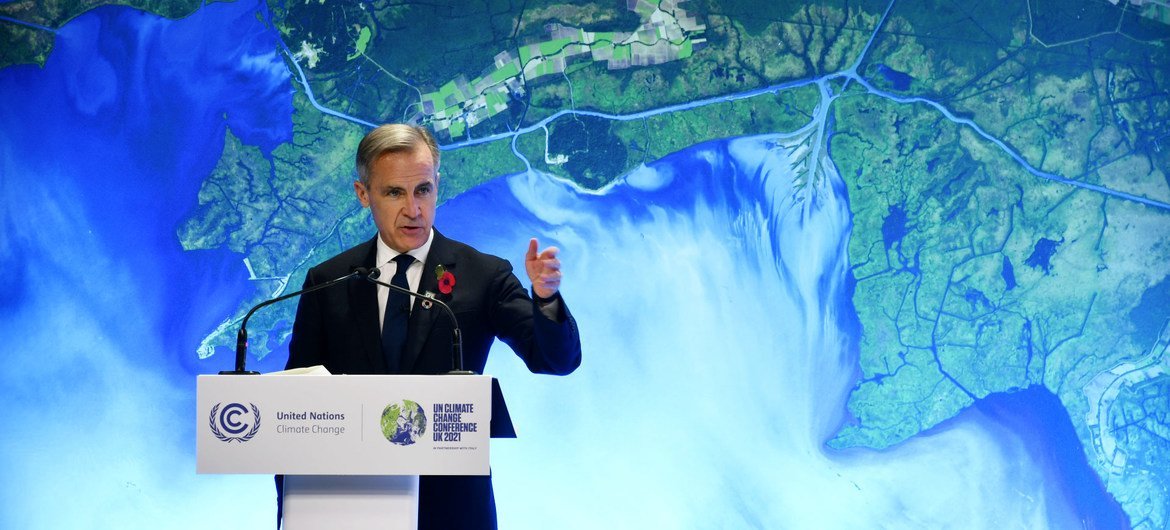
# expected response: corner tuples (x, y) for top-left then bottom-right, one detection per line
(281, 124), (582, 529)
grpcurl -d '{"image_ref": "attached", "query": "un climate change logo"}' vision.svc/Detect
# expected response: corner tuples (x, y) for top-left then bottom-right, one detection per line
(381, 400), (426, 446)
(210, 402), (261, 443)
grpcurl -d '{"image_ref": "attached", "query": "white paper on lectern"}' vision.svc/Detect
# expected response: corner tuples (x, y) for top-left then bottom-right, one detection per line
(264, 365), (331, 376)
(196, 374), (491, 476)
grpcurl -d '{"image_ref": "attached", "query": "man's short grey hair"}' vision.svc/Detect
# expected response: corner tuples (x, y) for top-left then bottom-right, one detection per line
(355, 124), (441, 186)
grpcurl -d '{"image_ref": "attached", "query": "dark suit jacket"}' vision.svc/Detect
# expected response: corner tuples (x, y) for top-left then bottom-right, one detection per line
(281, 230), (581, 529)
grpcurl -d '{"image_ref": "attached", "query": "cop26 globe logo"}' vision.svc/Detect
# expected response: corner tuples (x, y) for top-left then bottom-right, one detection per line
(381, 400), (426, 446)
(210, 402), (261, 443)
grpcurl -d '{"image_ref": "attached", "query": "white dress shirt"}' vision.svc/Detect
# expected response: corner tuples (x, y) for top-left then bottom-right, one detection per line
(374, 229), (434, 331)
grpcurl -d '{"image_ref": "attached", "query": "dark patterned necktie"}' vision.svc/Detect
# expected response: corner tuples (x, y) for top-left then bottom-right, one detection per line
(381, 254), (415, 373)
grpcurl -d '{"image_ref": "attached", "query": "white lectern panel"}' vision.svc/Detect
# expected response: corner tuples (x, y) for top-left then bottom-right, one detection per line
(196, 374), (491, 476)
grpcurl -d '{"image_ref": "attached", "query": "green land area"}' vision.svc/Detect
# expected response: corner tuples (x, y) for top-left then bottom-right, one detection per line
(178, 89), (368, 359)
(513, 84), (821, 188)
(830, 86), (1170, 526)
(827, 0), (1170, 525)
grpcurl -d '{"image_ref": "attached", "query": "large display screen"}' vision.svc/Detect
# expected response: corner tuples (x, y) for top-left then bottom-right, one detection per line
(2, 0), (1167, 527)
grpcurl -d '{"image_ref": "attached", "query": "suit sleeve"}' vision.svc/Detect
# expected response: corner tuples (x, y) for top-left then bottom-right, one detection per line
(286, 267), (325, 370)
(488, 260), (582, 375)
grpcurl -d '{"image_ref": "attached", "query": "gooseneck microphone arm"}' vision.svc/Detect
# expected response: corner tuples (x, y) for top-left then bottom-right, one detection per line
(222, 269), (364, 375)
(357, 267), (472, 375)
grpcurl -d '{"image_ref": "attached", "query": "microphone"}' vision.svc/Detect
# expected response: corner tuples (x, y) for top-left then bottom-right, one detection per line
(221, 269), (364, 375)
(357, 267), (473, 375)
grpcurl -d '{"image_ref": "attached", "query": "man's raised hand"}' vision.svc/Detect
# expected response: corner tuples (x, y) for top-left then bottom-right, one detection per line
(525, 238), (562, 299)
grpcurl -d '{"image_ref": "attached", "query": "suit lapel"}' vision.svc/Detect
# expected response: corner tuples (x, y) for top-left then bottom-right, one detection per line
(350, 237), (386, 373)
(401, 231), (456, 374)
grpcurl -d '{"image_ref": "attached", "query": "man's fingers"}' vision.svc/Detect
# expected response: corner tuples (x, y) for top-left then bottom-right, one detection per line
(538, 246), (559, 260)
(527, 239), (563, 297)
(536, 268), (562, 283)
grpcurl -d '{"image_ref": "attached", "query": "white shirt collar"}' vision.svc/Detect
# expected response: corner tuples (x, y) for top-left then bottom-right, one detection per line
(375, 228), (434, 271)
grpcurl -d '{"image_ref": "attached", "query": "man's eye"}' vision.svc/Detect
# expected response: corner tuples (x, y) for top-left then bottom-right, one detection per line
(385, 189), (403, 197)
(416, 187), (431, 196)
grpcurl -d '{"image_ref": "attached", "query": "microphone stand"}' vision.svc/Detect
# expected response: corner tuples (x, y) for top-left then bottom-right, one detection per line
(221, 270), (363, 375)
(361, 269), (474, 375)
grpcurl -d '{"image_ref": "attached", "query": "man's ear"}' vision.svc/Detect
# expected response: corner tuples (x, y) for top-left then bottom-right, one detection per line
(354, 180), (370, 207)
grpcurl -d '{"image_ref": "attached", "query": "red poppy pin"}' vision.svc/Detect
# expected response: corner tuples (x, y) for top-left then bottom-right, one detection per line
(435, 264), (456, 295)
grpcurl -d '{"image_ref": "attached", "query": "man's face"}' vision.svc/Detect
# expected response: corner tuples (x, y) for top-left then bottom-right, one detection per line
(354, 147), (438, 253)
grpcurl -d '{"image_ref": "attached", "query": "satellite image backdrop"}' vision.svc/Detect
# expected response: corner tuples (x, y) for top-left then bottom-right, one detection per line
(1, 0), (1168, 527)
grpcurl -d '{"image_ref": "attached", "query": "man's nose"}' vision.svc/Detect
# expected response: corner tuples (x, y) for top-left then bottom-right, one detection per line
(403, 194), (421, 215)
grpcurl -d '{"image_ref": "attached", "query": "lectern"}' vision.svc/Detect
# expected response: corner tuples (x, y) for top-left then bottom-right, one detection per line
(196, 373), (500, 530)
